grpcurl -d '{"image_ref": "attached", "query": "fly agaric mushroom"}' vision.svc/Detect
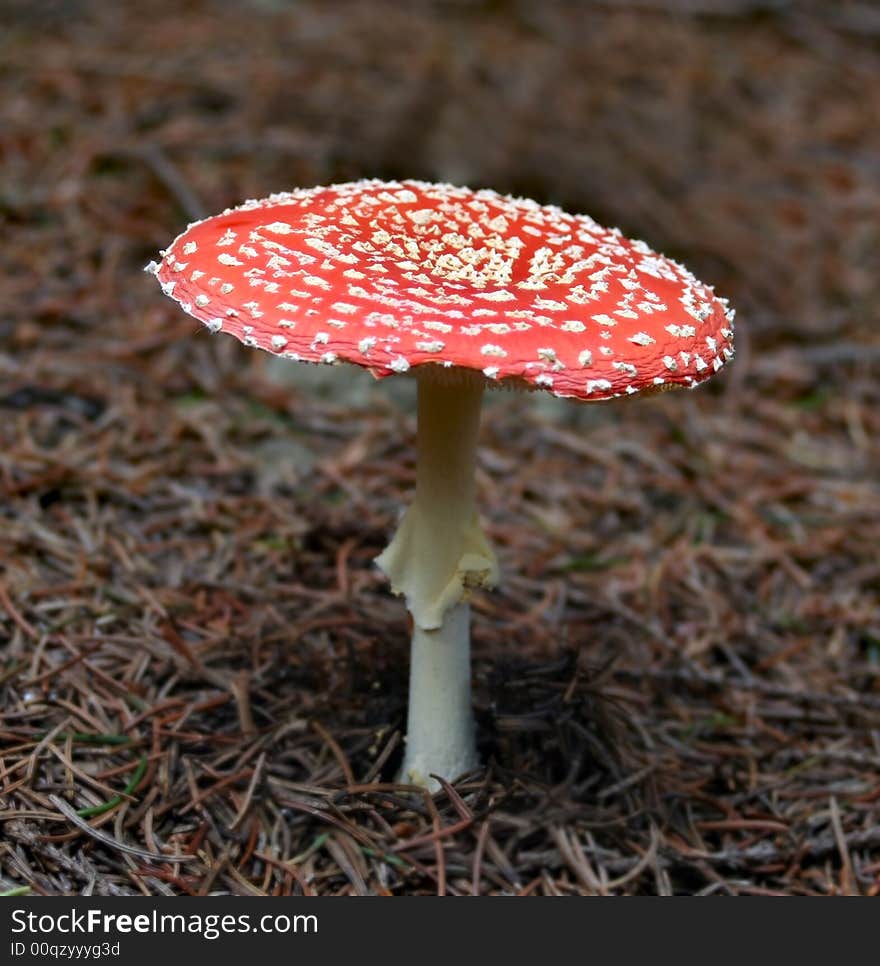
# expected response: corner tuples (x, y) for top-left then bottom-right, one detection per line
(149, 179), (734, 787)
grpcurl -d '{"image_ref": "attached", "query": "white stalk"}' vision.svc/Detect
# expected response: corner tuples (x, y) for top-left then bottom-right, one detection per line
(404, 602), (476, 786)
(375, 372), (498, 787)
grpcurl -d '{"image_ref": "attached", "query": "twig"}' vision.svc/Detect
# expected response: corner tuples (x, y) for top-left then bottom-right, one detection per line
(48, 795), (195, 864)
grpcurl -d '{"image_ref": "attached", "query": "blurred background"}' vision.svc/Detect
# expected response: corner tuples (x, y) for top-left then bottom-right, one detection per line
(1, 0), (879, 896)
(4, 0), (878, 365)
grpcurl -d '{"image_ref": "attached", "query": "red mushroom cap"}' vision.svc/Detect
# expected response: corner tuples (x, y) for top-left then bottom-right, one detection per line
(150, 179), (734, 400)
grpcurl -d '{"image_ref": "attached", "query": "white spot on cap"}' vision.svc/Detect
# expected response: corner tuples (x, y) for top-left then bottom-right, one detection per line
(534, 298), (567, 312)
(416, 340), (445, 352)
(628, 332), (655, 346)
(218, 253), (243, 267)
(586, 379), (612, 394)
(390, 356), (411, 373)
(303, 275), (331, 289)
(144, 260), (159, 275)
(183, 241), (198, 255)
(271, 335), (288, 349)
(206, 319), (223, 333)
(358, 336), (377, 354)
(663, 355), (677, 371)
(577, 350), (593, 367)
(481, 344), (507, 357)
(195, 294), (210, 307)
(483, 366), (500, 379)
(408, 209), (436, 226)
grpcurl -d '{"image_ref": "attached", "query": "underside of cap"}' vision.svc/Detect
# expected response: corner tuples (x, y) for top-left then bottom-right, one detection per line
(152, 179), (735, 402)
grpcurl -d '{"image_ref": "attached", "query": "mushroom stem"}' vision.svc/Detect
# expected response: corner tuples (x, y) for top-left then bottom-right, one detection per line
(376, 372), (497, 787)
(404, 602), (476, 787)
